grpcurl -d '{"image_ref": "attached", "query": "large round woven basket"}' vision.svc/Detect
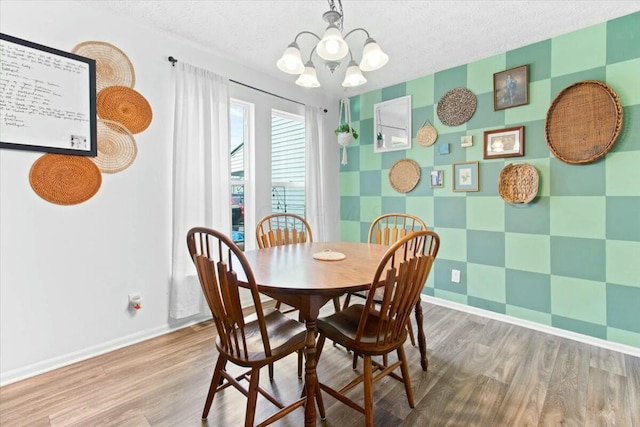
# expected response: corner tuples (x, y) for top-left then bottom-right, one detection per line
(437, 87), (477, 126)
(545, 80), (623, 164)
(30, 154), (102, 205)
(92, 119), (138, 173)
(498, 163), (538, 204)
(72, 41), (136, 92)
(97, 86), (153, 134)
(389, 159), (421, 193)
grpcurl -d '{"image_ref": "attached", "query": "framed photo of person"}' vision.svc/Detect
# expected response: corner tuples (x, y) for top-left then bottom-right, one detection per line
(493, 65), (528, 111)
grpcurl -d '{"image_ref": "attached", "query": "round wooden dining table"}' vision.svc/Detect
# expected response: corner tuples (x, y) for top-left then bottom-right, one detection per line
(239, 241), (390, 427)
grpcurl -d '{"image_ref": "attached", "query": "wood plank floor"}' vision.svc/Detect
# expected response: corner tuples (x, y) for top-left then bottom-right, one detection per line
(1, 300), (639, 427)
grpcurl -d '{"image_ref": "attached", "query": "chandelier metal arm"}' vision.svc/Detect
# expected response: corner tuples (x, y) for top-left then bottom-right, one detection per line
(342, 27), (371, 41)
(293, 30), (322, 44)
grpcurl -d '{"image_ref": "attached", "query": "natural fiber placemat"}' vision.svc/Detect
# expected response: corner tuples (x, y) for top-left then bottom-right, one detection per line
(72, 41), (136, 92)
(97, 86), (153, 134)
(389, 158), (421, 193)
(499, 163), (538, 204)
(30, 154), (102, 205)
(92, 119), (138, 173)
(437, 87), (477, 126)
(545, 80), (623, 164)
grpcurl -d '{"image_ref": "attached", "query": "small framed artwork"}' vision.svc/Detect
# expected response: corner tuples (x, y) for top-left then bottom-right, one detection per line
(483, 126), (525, 159)
(430, 170), (443, 188)
(493, 65), (528, 110)
(452, 161), (479, 192)
(461, 135), (473, 148)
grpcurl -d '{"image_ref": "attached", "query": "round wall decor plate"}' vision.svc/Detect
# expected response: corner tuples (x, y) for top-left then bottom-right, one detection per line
(30, 154), (102, 205)
(545, 80), (623, 164)
(389, 158), (421, 193)
(97, 86), (153, 134)
(72, 41), (136, 92)
(437, 87), (477, 126)
(93, 119), (138, 173)
(498, 163), (539, 204)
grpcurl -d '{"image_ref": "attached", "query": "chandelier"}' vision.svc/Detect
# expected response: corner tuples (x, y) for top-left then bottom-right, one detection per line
(276, 0), (389, 88)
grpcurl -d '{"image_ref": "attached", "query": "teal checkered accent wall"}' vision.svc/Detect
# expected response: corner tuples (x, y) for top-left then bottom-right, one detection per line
(339, 12), (640, 348)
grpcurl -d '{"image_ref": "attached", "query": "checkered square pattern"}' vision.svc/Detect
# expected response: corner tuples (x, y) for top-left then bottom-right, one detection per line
(340, 12), (640, 348)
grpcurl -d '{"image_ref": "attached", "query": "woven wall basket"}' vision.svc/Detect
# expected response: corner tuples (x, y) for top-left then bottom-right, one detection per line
(93, 119), (138, 173)
(389, 159), (421, 193)
(545, 80), (623, 164)
(97, 86), (153, 134)
(72, 41), (136, 92)
(416, 120), (438, 147)
(30, 154), (102, 205)
(498, 163), (538, 204)
(437, 87), (477, 126)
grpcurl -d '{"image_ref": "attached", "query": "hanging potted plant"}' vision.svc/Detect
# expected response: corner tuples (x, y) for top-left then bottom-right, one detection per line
(336, 98), (357, 165)
(335, 123), (359, 146)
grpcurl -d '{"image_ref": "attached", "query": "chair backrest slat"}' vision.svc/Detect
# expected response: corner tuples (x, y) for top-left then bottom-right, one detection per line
(187, 227), (273, 361)
(256, 213), (313, 249)
(369, 213), (427, 246)
(356, 230), (439, 347)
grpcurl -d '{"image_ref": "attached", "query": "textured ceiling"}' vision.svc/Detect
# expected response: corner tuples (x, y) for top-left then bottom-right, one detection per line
(80, 0), (640, 99)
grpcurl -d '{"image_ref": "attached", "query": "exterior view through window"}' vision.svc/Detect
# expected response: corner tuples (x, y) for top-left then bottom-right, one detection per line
(230, 102), (247, 250)
(271, 110), (305, 217)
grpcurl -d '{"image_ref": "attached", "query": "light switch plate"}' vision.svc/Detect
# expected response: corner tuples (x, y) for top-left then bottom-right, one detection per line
(451, 269), (461, 283)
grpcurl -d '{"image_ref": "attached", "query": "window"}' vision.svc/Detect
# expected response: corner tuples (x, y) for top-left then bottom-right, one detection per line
(230, 101), (248, 250)
(271, 110), (305, 217)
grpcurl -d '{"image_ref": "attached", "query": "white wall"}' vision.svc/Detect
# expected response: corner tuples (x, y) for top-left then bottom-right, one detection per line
(0, 0), (340, 385)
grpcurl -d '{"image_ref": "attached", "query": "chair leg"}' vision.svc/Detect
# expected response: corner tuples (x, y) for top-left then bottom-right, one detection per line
(244, 367), (260, 427)
(332, 297), (341, 313)
(274, 300), (282, 310)
(352, 352), (358, 370)
(342, 293), (352, 310)
(363, 355), (374, 427)
(397, 345), (415, 408)
(202, 355), (226, 419)
(407, 319), (416, 347)
(297, 349), (303, 378)
(315, 379), (326, 420)
(269, 362), (274, 380)
(414, 302), (428, 371)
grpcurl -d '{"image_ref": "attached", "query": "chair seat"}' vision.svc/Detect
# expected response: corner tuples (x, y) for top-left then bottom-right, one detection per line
(317, 304), (406, 355)
(217, 308), (306, 365)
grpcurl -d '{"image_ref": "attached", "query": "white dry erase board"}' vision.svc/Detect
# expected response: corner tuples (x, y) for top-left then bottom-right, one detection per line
(0, 33), (97, 156)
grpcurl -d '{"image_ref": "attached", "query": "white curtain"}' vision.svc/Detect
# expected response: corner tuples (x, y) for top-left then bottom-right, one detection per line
(305, 106), (331, 242)
(170, 63), (230, 319)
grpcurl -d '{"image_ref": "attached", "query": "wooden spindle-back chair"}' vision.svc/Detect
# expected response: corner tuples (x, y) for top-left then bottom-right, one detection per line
(187, 227), (321, 426)
(315, 230), (440, 427)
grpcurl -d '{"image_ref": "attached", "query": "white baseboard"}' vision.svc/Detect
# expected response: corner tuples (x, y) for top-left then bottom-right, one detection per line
(421, 295), (640, 358)
(0, 315), (210, 387)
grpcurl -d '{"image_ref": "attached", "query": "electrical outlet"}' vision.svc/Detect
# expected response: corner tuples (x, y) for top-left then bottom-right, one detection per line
(451, 269), (461, 283)
(129, 292), (142, 310)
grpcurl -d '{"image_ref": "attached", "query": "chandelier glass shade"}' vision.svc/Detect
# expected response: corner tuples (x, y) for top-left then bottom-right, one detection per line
(276, 6), (388, 88)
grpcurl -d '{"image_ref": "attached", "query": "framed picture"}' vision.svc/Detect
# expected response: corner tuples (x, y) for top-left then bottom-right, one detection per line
(493, 65), (528, 110)
(483, 126), (525, 159)
(452, 161), (479, 192)
(430, 170), (443, 188)
(0, 33), (97, 156)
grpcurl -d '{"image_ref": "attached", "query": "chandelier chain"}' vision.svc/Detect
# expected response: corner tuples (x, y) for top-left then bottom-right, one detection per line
(327, 0), (344, 31)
